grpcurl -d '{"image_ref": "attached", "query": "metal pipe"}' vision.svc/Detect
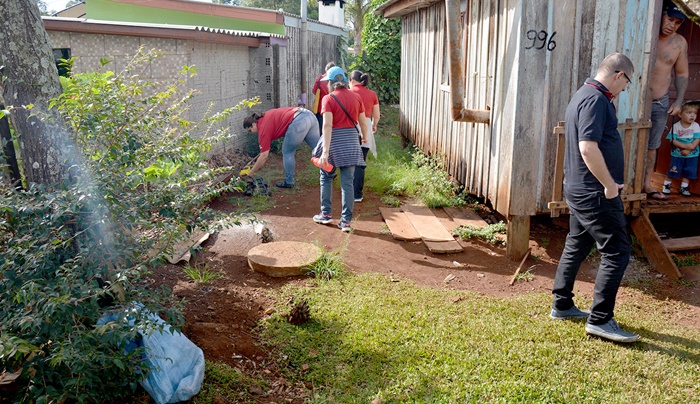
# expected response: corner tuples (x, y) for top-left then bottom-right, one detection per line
(445, 0), (490, 124)
(300, 0), (309, 106)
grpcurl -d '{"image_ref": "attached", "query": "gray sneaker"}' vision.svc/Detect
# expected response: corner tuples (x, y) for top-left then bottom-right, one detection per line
(585, 318), (639, 343)
(550, 306), (590, 320)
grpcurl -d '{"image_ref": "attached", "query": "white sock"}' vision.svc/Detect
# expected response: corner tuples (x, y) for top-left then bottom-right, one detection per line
(682, 181), (689, 188)
(664, 180), (672, 186)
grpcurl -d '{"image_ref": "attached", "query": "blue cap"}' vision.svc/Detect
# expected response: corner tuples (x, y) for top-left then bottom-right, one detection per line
(320, 66), (348, 82)
(664, 3), (686, 20)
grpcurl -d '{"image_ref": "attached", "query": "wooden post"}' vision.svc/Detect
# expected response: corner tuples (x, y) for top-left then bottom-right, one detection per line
(550, 122), (566, 217)
(506, 215), (530, 261)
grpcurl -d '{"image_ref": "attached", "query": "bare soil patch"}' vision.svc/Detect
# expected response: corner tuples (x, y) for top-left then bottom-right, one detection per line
(148, 152), (700, 402)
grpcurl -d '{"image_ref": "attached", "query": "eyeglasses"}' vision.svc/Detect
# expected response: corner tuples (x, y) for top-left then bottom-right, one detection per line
(615, 70), (632, 84)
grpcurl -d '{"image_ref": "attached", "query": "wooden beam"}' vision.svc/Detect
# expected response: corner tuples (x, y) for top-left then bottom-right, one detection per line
(378, 0), (442, 18)
(547, 193), (647, 210)
(629, 210), (682, 279)
(642, 202), (700, 214)
(662, 236), (700, 252)
(506, 215), (530, 261)
(550, 122), (566, 217)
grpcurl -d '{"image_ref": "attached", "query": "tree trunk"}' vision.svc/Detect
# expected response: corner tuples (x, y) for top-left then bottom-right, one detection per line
(0, 0), (73, 185)
(353, 24), (362, 56)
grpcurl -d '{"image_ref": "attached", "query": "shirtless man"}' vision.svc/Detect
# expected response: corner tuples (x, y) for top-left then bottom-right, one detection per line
(645, 2), (689, 200)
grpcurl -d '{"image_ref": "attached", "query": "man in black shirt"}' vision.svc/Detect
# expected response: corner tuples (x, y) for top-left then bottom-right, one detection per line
(550, 53), (639, 343)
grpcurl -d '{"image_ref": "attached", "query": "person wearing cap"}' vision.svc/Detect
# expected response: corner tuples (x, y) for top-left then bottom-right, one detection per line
(644, 1), (690, 200)
(311, 66), (371, 232)
(242, 107), (320, 188)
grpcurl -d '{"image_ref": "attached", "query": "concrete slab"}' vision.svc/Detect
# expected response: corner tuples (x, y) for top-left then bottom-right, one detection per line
(247, 241), (322, 277)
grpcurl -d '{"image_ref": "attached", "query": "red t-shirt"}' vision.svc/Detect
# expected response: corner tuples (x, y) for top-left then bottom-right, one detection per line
(312, 75), (330, 105)
(256, 107), (296, 152)
(349, 84), (379, 119)
(321, 88), (365, 129)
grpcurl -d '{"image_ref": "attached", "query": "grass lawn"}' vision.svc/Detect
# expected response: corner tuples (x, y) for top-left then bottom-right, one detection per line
(261, 273), (700, 403)
(191, 106), (699, 403)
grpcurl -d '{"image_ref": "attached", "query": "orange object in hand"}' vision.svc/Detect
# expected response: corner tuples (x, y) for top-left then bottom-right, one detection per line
(311, 157), (333, 172)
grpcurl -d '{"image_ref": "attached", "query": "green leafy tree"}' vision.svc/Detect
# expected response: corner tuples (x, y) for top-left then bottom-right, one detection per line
(0, 49), (255, 403)
(345, 0), (371, 55)
(355, 0), (401, 104)
(241, 0), (318, 20)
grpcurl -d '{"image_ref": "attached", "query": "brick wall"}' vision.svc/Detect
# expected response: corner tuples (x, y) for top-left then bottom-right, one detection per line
(47, 31), (257, 151)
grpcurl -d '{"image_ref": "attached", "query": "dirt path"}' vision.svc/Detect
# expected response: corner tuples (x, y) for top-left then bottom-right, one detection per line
(149, 153), (700, 402)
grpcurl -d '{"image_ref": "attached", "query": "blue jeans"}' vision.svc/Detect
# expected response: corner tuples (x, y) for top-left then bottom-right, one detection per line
(320, 165), (355, 223)
(282, 110), (320, 185)
(552, 195), (631, 325)
(649, 94), (669, 150)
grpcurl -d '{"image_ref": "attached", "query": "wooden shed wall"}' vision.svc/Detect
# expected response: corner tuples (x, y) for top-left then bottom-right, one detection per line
(398, 0), (657, 218)
(400, 2), (499, 207)
(284, 25), (340, 108)
(518, 0), (655, 215)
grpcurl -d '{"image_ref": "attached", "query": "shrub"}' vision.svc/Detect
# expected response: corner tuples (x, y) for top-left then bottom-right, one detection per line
(0, 48), (254, 403)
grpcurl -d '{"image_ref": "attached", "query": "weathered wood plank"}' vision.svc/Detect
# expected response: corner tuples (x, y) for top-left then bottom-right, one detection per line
(402, 204), (459, 243)
(678, 266), (700, 282)
(629, 211), (682, 279)
(662, 236), (700, 252)
(443, 206), (488, 229)
(547, 193), (647, 210)
(424, 240), (464, 254)
(379, 207), (422, 241)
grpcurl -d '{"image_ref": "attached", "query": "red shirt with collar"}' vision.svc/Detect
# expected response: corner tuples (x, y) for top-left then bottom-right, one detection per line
(321, 88), (365, 128)
(349, 84), (379, 118)
(256, 107), (296, 152)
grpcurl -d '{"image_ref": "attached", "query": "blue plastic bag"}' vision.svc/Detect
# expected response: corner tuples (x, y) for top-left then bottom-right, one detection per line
(98, 305), (205, 404)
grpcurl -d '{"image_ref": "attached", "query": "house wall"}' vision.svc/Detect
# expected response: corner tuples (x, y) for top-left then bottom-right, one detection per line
(397, 0), (656, 218)
(47, 30), (265, 150)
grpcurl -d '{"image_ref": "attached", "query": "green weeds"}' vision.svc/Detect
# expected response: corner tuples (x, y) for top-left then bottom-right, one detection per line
(305, 243), (347, 281)
(454, 222), (506, 244)
(183, 262), (221, 284)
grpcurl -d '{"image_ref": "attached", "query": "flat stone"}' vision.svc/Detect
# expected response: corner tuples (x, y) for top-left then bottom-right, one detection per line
(247, 241), (322, 277)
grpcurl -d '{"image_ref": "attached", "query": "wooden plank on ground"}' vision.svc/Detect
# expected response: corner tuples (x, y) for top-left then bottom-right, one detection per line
(424, 240), (464, 254)
(629, 211), (682, 279)
(402, 204), (457, 242)
(443, 206), (488, 228)
(168, 231), (210, 264)
(678, 266), (700, 282)
(379, 207), (421, 241)
(662, 236), (700, 252)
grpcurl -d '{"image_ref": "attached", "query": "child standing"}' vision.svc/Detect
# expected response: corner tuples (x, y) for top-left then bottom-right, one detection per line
(662, 101), (700, 196)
